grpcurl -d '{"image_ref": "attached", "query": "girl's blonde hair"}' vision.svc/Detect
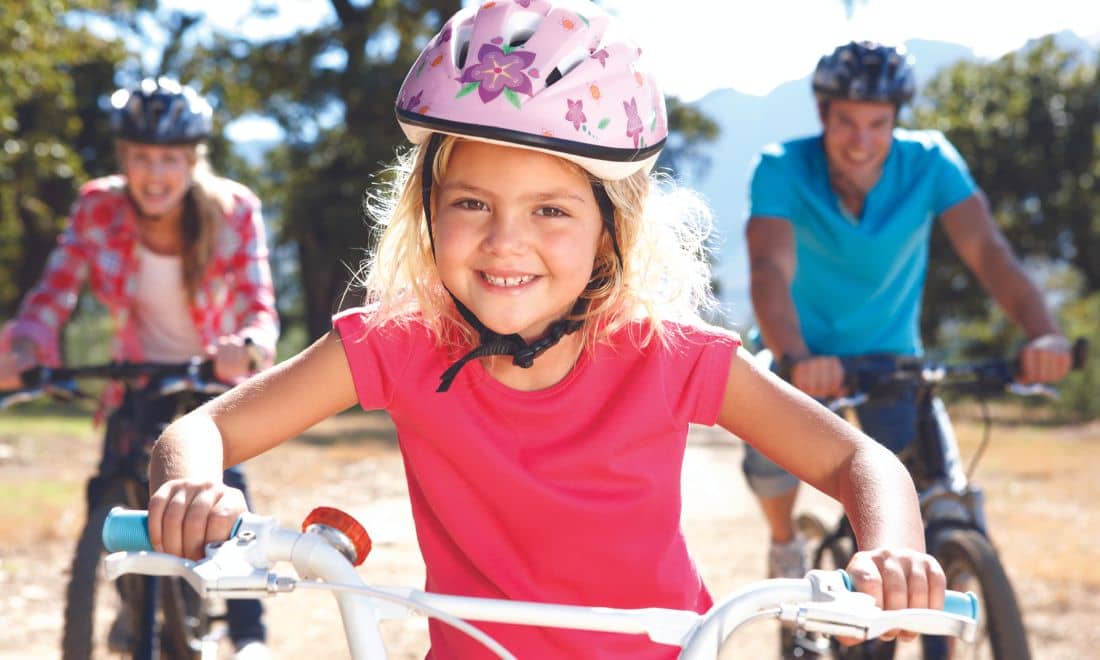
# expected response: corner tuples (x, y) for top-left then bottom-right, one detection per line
(119, 141), (233, 300)
(357, 135), (719, 351)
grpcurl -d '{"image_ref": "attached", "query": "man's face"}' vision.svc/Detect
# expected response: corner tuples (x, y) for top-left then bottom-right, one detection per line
(820, 99), (897, 188)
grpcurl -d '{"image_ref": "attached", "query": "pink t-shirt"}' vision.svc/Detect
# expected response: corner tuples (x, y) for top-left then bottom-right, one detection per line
(333, 309), (740, 659)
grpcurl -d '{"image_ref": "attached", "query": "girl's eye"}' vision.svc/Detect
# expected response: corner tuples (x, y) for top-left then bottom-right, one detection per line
(454, 198), (487, 211)
(535, 206), (567, 218)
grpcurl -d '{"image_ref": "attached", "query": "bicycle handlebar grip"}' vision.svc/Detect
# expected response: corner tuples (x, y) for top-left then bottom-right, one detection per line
(102, 508), (241, 553)
(839, 570), (978, 620)
(103, 508), (154, 552)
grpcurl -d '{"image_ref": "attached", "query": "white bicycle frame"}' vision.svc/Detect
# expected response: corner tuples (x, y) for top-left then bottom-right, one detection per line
(103, 511), (978, 660)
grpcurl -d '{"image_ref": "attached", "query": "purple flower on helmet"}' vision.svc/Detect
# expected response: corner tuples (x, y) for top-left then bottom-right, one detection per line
(439, 26), (452, 43)
(624, 98), (643, 147)
(458, 43), (536, 105)
(566, 99), (586, 130)
(403, 91), (423, 112)
(514, 0), (533, 7)
(591, 49), (609, 67)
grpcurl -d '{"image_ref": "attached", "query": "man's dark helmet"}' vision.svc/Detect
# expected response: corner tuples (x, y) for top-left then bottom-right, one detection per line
(812, 41), (916, 106)
(110, 77), (213, 145)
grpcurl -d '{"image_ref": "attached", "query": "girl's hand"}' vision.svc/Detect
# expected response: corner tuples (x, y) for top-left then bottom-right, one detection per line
(845, 548), (946, 643)
(147, 479), (247, 561)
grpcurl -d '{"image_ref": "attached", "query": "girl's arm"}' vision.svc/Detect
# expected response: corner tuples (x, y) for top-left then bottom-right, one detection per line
(716, 346), (944, 621)
(148, 330), (359, 559)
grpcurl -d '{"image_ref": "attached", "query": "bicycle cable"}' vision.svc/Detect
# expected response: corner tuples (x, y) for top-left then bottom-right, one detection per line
(965, 396), (993, 481)
(293, 580), (516, 660)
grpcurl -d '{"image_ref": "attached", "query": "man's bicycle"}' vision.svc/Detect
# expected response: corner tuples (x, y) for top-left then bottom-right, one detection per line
(786, 340), (1088, 660)
(1, 358), (234, 659)
(102, 506), (980, 659)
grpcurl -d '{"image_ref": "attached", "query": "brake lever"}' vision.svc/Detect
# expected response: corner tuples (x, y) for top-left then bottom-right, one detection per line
(1007, 382), (1058, 399)
(826, 392), (868, 412)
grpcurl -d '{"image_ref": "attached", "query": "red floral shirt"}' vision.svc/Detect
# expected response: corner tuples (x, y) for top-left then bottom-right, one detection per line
(2, 175), (279, 414)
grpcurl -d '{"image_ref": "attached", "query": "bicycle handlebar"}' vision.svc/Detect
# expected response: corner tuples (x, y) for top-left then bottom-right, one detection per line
(775, 338), (1088, 407)
(103, 508), (979, 659)
(0, 357), (227, 410)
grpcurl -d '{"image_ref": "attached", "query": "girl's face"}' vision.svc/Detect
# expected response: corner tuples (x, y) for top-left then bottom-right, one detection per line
(433, 140), (604, 342)
(820, 99), (896, 187)
(118, 142), (196, 219)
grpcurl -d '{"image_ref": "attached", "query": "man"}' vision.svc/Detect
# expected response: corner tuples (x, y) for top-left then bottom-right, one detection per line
(742, 40), (1071, 653)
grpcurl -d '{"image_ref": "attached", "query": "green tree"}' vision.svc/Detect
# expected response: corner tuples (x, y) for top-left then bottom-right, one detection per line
(173, 1), (462, 339)
(0, 1), (128, 316)
(914, 36), (1099, 350)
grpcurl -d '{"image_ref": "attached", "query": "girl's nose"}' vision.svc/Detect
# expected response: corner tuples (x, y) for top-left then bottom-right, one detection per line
(482, 211), (529, 255)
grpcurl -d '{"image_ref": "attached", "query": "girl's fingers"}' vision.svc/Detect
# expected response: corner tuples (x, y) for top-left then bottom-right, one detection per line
(206, 489), (247, 549)
(848, 549), (948, 644)
(158, 483), (204, 557)
(182, 487), (223, 560)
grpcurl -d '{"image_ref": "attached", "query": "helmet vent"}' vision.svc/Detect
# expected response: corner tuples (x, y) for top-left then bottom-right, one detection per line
(503, 10), (541, 48)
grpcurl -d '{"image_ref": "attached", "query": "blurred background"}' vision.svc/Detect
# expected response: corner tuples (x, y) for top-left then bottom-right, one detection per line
(2, 0), (1098, 418)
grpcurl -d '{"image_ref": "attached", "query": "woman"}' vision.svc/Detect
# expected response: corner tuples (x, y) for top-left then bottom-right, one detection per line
(0, 77), (276, 658)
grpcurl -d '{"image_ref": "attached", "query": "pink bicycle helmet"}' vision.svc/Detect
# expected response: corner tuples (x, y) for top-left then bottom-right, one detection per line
(396, 0), (667, 180)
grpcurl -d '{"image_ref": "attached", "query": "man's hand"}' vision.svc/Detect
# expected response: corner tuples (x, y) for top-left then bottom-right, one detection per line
(790, 355), (846, 399)
(1017, 333), (1072, 384)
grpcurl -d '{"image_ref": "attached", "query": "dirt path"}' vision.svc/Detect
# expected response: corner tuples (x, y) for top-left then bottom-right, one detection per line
(1, 412), (1098, 658)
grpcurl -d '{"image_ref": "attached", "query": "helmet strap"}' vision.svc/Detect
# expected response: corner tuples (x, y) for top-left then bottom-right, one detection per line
(419, 133), (620, 392)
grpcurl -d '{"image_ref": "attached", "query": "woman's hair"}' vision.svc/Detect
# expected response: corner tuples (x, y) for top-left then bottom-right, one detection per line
(356, 135), (719, 351)
(118, 140), (233, 300)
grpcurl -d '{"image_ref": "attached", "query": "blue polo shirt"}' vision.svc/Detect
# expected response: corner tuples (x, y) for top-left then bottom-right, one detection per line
(748, 129), (977, 356)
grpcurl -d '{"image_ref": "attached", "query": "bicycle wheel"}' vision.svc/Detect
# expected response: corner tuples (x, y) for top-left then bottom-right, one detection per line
(62, 477), (210, 660)
(160, 574), (212, 658)
(62, 479), (146, 659)
(926, 527), (1031, 660)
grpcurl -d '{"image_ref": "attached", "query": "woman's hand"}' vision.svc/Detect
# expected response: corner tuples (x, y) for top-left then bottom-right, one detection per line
(845, 548), (947, 643)
(147, 479), (248, 561)
(0, 342), (38, 390)
(210, 335), (258, 383)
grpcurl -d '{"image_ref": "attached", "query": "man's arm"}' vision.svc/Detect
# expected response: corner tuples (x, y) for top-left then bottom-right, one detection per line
(746, 216), (807, 360)
(940, 191), (1071, 382)
(746, 216), (845, 396)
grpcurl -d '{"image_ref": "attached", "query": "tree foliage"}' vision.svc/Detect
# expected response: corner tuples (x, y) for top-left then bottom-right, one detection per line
(914, 36), (1099, 349)
(0, 1), (129, 315)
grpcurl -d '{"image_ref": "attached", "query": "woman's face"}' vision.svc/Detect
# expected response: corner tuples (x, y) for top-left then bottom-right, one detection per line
(432, 140), (604, 342)
(118, 142), (196, 219)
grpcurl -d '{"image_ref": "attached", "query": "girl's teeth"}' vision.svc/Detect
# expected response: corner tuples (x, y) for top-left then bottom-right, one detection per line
(484, 273), (535, 287)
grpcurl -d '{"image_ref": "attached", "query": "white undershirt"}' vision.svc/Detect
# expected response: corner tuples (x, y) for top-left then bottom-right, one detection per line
(133, 244), (204, 361)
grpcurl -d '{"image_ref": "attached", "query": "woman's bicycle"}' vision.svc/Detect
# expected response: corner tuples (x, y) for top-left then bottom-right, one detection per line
(1, 358), (234, 659)
(785, 340), (1088, 660)
(102, 506), (980, 659)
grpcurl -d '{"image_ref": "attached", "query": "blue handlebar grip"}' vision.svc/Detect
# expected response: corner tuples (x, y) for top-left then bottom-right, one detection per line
(101, 508), (242, 553)
(103, 508), (153, 552)
(838, 570), (978, 620)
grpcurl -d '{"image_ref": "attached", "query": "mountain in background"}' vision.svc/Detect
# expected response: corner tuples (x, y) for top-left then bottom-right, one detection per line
(686, 31), (1098, 329)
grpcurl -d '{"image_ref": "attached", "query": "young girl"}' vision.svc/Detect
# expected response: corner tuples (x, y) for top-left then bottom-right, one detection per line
(146, 2), (943, 658)
(0, 78), (274, 657)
